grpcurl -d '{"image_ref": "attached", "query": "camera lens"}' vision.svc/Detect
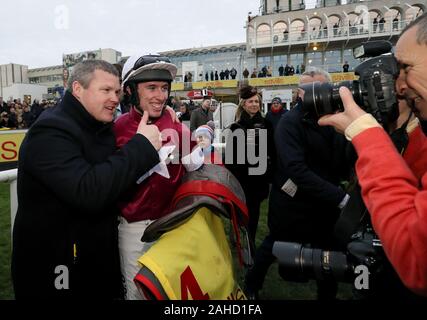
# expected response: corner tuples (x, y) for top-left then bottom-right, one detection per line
(273, 241), (352, 282)
(300, 81), (361, 119)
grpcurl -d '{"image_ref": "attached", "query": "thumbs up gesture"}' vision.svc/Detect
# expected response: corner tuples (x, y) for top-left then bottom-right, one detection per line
(137, 112), (162, 151)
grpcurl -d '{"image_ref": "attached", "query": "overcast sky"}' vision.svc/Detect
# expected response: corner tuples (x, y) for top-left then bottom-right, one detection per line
(0, 0), (318, 68)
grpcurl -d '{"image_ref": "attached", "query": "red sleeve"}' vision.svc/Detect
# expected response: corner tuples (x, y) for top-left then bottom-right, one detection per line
(404, 126), (427, 180)
(353, 127), (427, 296)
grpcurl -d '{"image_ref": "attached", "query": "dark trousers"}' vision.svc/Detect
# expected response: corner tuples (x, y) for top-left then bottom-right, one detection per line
(246, 196), (262, 247)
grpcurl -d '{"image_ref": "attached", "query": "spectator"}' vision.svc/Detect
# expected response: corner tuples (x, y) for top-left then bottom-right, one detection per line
(393, 16), (399, 31)
(244, 68), (350, 300)
(178, 102), (191, 122)
(243, 68), (250, 79)
(265, 97), (287, 132)
(262, 65), (267, 77)
(190, 96), (214, 132)
(224, 68), (230, 80)
(301, 63), (306, 73)
(0, 112), (11, 128)
(278, 64), (284, 76)
(225, 85), (275, 246)
(194, 121), (222, 165)
(373, 16), (379, 33)
(220, 70), (225, 80)
(333, 22), (339, 36)
(343, 61), (350, 72)
(22, 104), (34, 128)
(267, 66), (272, 77)
(0, 97), (8, 113)
(210, 70), (214, 81)
(230, 67), (237, 80)
(379, 16), (386, 32)
(284, 64), (290, 76)
(7, 107), (18, 128)
(283, 29), (289, 41)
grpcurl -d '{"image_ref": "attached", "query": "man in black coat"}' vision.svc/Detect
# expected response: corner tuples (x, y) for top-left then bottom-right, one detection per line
(12, 60), (162, 299)
(245, 68), (350, 300)
(189, 97), (213, 132)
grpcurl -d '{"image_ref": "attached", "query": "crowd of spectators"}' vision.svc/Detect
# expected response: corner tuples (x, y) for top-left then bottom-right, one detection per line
(0, 97), (58, 129)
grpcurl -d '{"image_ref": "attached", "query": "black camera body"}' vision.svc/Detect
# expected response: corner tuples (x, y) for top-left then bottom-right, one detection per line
(301, 40), (400, 126)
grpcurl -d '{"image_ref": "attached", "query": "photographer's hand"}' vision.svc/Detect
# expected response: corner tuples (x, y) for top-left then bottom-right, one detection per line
(318, 87), (367, 134)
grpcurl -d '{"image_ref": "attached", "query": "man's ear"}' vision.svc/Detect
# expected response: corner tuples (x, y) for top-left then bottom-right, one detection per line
(72, 81), (83, 99)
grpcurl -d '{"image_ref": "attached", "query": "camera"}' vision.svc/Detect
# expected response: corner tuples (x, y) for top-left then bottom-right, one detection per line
(301, 40), (400, 125)
(272, 224), (384, 284)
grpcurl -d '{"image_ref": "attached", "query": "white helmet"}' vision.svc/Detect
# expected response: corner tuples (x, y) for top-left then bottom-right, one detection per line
(122, 53), (177, 87)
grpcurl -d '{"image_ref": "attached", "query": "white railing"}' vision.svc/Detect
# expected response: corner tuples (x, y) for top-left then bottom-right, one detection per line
(0, 169), (18, 235)
(251, 18), (413, 49)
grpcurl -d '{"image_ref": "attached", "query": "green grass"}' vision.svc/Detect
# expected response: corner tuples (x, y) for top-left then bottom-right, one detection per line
(0, 183), (13, 299)
(0, 183), (352, 300)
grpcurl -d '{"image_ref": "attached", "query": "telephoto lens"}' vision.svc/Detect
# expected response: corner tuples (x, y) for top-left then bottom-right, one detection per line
(300, 81), (362, 119)
(273, 241), (353, 282)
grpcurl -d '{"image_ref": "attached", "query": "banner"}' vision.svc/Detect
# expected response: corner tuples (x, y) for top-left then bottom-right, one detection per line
(331, 72), (357, 82)
(0, 130), (27, 163)
(249, 76), (299, 86)
(192, 80), (238, 89)
(171, 82), (184, 91)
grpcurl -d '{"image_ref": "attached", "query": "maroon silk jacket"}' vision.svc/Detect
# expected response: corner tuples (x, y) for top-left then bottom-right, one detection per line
(114, 108), (195, 222)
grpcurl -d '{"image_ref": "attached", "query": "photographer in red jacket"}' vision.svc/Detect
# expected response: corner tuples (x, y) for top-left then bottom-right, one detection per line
(319, 14), (427, 297)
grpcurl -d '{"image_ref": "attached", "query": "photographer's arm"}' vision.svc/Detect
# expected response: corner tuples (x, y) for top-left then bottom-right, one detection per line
(319, 87), (427, 297)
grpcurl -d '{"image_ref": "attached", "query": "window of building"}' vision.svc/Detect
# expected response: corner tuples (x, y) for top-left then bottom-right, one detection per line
(257, 56), (271, 74)
(290, 53), (304, 72)
(343, 49), (359, 71)
(324, 50), (342, 72)
(307, 51), (323, 69)
(273, 54), (288, 76)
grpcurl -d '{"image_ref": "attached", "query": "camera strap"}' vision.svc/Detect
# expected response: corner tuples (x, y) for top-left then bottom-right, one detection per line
(389, 111), (412, 155)
(335, 112), (412, 247)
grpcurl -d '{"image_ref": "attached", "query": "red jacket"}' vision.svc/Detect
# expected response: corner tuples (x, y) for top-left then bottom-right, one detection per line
(353, 125), (427, 296)
(114, 108), (195, 222)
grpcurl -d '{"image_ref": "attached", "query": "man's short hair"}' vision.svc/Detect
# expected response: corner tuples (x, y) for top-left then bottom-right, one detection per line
(67, 60), (119, 93)
(299, 67), (332, 84)
(401, 12), (427, 46)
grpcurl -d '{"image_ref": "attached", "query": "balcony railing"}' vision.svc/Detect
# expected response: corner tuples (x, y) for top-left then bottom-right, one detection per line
(249, 19), (412, 49)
